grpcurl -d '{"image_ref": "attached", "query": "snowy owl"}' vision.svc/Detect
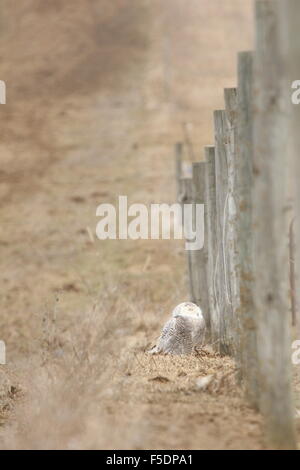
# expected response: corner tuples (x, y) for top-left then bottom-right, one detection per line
(149, 302), (206, 355)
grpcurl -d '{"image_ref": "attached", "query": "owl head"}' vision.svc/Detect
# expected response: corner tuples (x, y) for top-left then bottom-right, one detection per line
(172, 302), (203, 319)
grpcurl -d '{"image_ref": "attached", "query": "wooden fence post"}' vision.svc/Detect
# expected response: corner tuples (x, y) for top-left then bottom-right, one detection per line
(277, 0), (300, 436)
(289, 219), (297, 327)
(278, 0), (300, 336)
(252, 0), (296, 449)
(224, 88), (240, 358)
(214, 110), (235, 355)
(204, 146), (219, 346)
(180, 177), (194, 304)
(236, 51), (259, 407)
(175, 142), (183, 202)
(188, 162), (210, 330)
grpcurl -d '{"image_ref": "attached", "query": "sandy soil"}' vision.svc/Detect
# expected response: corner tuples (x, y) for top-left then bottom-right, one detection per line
(1, 0), (297, 450)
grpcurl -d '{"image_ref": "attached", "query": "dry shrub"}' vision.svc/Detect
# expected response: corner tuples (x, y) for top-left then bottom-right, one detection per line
(0, 282), (139, 449)
(0, 272), (182, 449)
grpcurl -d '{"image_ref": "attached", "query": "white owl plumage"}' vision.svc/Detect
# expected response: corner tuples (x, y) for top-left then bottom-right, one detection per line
(149, 302), (206, 355)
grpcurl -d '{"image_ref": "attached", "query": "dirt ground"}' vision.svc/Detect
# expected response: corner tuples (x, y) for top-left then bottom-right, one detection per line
(0, 0), (297, 450)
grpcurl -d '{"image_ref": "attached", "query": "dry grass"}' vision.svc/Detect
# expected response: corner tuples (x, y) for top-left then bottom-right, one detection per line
(0, 286), (265, 449)
(0, 276), (184, 449)
(0, 272), (265, 450)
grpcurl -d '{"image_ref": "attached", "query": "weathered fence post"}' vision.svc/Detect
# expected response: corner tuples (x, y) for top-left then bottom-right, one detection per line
(180, 177), (194, 305)
(175, 142), (183, 202)
(252, 0), (296, 449)
(188, 162), (210, 330)
(214, 110), (235, 355)
(204, 146), (219, 346)
(223, 88), (240, 358)
(289, 219), (297, 327)
(278, 0), (300, 336)
(236, 51), (259, 407)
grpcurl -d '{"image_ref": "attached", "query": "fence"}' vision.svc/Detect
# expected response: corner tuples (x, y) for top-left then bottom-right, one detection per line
(175, 0), (299, 449)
